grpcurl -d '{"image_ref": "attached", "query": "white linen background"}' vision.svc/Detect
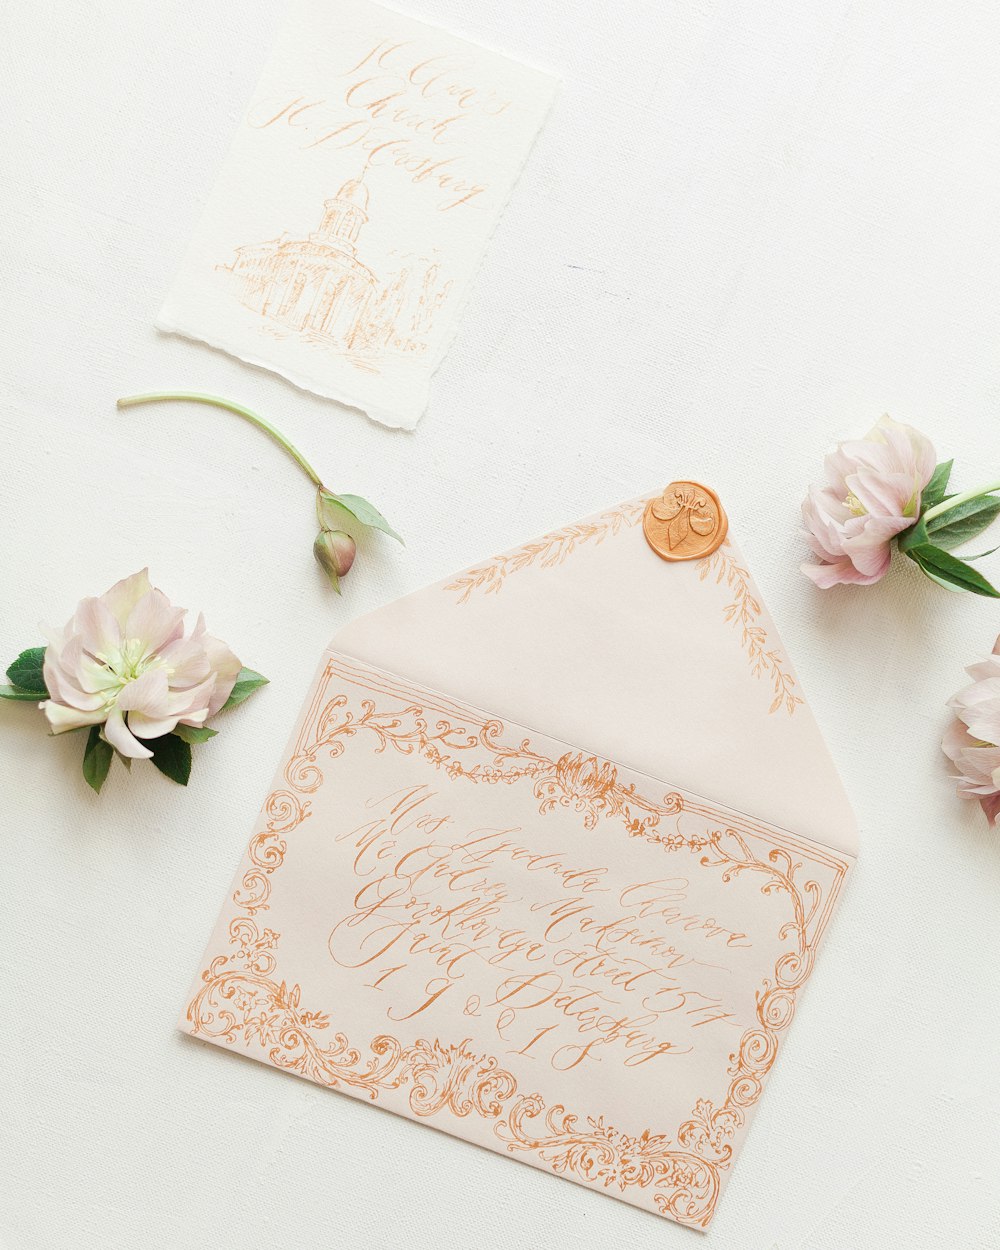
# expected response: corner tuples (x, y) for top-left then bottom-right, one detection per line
(1, 1), (998, 1247)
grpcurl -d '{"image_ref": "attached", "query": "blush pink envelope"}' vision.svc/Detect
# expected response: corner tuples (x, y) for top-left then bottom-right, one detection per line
(182, 490), (857, 1230)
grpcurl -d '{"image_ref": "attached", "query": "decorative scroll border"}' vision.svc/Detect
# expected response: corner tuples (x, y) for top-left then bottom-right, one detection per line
(187, 659), (848, 1228)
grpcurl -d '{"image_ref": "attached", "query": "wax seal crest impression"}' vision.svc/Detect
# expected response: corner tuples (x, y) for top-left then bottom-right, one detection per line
(643, 480), (728, 562)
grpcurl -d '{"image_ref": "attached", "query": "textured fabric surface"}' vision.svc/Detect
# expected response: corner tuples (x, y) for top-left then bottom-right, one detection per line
(1, 2), (999, 1248)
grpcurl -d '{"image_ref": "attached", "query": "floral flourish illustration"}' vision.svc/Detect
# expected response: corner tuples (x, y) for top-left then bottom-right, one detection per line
(445, 499), (647, 603)
(231, 788), (309, 915)
(284, 691), (679, 833)
(698, 543), (803, 716)
(442, 501), (800, 718)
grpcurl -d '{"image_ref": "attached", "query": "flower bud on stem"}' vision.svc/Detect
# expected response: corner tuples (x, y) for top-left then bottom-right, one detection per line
(117, 392), (399, 591)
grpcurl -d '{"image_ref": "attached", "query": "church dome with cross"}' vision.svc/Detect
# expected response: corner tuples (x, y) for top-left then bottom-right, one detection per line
(315, 175), (370, 250)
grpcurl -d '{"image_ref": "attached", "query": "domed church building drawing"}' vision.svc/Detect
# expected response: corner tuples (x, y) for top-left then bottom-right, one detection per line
(222, 175), (378, 349)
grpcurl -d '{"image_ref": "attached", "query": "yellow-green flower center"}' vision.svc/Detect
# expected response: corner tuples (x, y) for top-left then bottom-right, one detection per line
(115, 637), (155, 680)
(93, 638), (167, 703)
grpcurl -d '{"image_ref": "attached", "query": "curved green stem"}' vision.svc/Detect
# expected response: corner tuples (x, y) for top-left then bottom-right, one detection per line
(117, 392), (324, 487)
(923, 479), (1000, 524)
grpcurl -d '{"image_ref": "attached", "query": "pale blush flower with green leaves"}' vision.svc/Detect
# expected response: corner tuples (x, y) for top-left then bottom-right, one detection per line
(801, 416), (1000, 596)
(2, 570), (267, 792)
(801, 415), (937, 587)
(40, 569), (241, 759)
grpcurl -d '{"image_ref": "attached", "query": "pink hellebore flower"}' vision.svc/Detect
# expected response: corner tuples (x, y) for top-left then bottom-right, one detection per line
(40, 570), (241, 760)
(942, 637), (1000, 826)
(801, 415), (937, 588)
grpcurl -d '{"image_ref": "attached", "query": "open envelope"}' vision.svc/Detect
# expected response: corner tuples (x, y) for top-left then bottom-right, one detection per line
(182, 486), (857, 1230)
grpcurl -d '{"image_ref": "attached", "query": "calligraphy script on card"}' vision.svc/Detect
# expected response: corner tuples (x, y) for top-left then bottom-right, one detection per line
(249, 38), (514, 211)
(184, 656), (849, 1227)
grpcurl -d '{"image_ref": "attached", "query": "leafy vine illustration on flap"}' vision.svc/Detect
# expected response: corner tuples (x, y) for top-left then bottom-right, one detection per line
(698, 545), (803, 716)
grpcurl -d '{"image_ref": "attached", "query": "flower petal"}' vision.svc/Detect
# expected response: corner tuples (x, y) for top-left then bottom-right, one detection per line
(59, 636), (120, 697)
(158, 633), (212, 689)
(42, 638), (108, 711)
(949, 677), (1000, 745)
(942, 714), (1000, 804)
(127, 711), (180, 741)
(103, 708), (153, 759)
(846, 470), (916, 521)
(980, 793), (1000, 825)
(102, 569), (153, 629)
(801, 558), (884, 588)
(201, 632), (242, 716)
(942, 718), (971, 765)
(871, 414), (936, 490)
(41, 700), (107, 734)
(73, 596), (122, 662)
(840, 517), (902, 577)
(124, 590), (186, 657)
(801, 487), (853, 562)
(116, 667), (170, 717)
(965, 654), (1000, 683)
(166, 675), (216, 724)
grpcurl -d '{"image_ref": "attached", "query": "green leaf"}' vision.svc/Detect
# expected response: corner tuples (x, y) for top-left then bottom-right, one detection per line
(913, 564), (963, 593)
(897, 516), (928, 554)
(220, 667), (269, 711)
(925, 494), (1000, 550)
(318, 490), (403, 544)
(316, 492), (355, 532)
(962, 544), (1000, 562)
(149, 733), (192, 785)
(0, 685), (44, 701)
(921, 459), (953, 512)
(5, 646), (48, 695)
(82, 726), (114, 793)
(907, 543), (1000, 597)
(172, 723), (218, 744)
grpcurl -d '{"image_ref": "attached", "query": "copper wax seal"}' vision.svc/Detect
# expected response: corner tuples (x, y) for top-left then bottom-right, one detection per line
(643, 481), (728, 562)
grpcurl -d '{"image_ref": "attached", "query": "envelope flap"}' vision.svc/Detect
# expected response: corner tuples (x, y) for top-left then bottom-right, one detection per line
(333, 493), (858, 858)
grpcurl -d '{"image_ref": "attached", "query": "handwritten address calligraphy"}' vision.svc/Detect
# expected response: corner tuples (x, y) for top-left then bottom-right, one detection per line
(326, 783), (755, 1073)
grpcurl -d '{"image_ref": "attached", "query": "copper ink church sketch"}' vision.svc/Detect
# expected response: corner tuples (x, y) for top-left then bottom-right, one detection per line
(218, 173), (451, 371)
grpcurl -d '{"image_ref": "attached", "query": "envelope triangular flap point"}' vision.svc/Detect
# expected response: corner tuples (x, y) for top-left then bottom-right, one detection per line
(331, 490), (858, 860)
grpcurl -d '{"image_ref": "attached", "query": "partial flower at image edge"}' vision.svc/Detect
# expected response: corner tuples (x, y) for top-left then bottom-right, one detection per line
(943, 634), (1000, 828)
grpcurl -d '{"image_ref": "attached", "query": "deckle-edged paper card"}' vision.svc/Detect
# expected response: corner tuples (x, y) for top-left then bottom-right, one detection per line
(158, 0), (558, 428)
